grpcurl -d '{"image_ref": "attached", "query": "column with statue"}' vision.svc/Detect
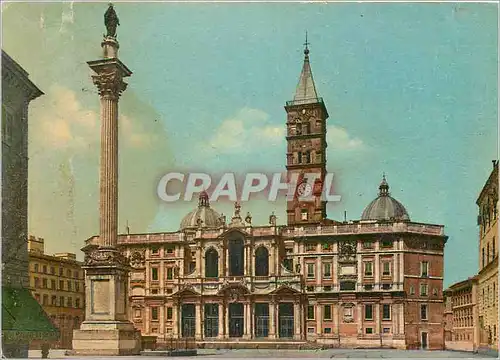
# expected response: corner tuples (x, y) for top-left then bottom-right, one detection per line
(71, 4), (141, 355)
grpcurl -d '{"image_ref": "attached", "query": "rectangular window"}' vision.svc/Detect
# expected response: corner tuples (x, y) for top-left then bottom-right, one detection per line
(34, 277), (40, 288)
(307, 305), (315, 320)
(323, 305), (332, 320)
(167, 267), (173, 280)
(75, 298), (80, 308)
(67, 297), (73, 307)
(420, 304), (428, 320)
(59, 296), (64, 307)
(34, 263), (39, 272)
(323, 262), (332, 278)
(42, 295), (48, 305)
(301, 209), (308, 220)
(383, 327), (391, 334)
(410, 286), (415, 295)
(151, 307), (159, 321)
(51, 280), (56, 289)
(382, 262), (391, 276)
(420, 283), (428, 297)
(51, 267), (55, 275)
(421, 261), (429, 277)
(365, 304), (373, 320)
(42, 278), (47, 288)
(167, 307), (173, 320)
(382, 304), (391, 320)
(51, 296), (57, 306)
(43, 265), (47, 274)
(306, 286), (314, 292)
(307, 263), (315, 278)
(74, 270), (79, 279)
(75, 282), (80, 292)
(152, 248), (159, 255)
(167, 247), (174, 254)
(59, 280), (64, 290)
(308, 327), (315, 333)
(364, 262), (373, 276)
(365, 328), (373, 334)
(59, 268), (64, 276)
(67, 269), (71, 278)
(151, 267), (159, 281)
(67, 280), (72, 291)
(324, 328), (332, 334)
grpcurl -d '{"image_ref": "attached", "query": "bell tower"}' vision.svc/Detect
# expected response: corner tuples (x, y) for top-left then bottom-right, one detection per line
(285, 37), (329, 226)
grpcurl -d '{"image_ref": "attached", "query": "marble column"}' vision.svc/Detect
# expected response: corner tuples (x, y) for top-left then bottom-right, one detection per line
(243, 302), (250, 339)
(269, 300), (276, 339)
(294, 301), (301, 339)
(218, 303), (224, 339)
(172, 302), (179, 337)
(195, 302), (202, 339)
(225, 305), (230, 338)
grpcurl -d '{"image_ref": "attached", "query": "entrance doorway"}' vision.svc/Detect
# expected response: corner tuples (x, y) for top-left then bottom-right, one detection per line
(204, 303), (219, 338)
(181, 304), (196, 338)
(278, 303), (294, 338)
(421, 332), (428, 349)
(254, 303), (269, 338)
(229, 303), (244, 337)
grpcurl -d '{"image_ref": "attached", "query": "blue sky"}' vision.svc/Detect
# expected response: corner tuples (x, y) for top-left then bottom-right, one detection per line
(2, 2), (497, 287)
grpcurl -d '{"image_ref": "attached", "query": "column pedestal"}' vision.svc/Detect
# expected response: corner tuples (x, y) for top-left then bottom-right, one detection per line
(71, 251), (140, 355)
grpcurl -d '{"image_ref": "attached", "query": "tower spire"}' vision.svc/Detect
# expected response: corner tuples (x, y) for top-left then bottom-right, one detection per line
(293, 33), (318, 104)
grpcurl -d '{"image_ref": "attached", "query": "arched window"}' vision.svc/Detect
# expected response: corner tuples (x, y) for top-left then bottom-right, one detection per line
(205, 248), (219, 278)
(229, 236), (244, 276)
(255, 246), (269, 276)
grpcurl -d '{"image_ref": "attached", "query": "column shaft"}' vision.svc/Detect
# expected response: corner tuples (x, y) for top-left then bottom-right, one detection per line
(99, 96), (119, 248)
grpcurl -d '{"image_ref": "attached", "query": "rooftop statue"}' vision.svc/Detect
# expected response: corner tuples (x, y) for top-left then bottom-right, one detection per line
(104, 3), (120, 38)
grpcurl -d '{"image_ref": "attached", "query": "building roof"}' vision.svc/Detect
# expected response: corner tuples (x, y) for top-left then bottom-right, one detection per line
(361, 175), (410, 222)
(2, 50), (43, 100)
(179, 191), (222, 230)
(476, 160), (498, 205)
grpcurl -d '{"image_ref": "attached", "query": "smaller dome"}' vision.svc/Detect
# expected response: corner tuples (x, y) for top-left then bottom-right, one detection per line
(180, 191), (222, 230)
(361, 175), (410, 221)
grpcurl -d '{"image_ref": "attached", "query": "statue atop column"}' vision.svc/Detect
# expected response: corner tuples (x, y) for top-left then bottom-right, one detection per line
(104, 3), (120, 38)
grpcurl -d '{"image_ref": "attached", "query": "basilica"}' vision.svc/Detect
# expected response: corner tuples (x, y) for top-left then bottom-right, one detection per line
(84, 44), (447, 350)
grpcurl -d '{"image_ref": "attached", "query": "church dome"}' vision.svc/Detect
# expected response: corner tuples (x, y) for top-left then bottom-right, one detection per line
(361, 176), (410, 221)
(180, 191), (222, 230)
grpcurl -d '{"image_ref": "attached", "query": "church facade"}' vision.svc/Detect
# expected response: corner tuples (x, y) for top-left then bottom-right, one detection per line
(84, 45), (447, 350)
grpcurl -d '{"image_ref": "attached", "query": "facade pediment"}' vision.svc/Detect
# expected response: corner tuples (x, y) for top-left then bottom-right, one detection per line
(269, 284), (302, 296)
(219, 227), (248, 239)
(172, 286), (199, 298)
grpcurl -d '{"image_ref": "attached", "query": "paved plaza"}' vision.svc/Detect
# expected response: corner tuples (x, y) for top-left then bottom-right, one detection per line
(28, 349), (498, 359)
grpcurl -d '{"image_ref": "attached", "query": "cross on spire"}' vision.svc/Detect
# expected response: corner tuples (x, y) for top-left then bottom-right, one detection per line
(304, 31), (310, 55)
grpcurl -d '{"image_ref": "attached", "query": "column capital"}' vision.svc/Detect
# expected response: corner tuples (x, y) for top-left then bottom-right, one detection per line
(88, 58), (132, 100)
(92, 71), (127, 100)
